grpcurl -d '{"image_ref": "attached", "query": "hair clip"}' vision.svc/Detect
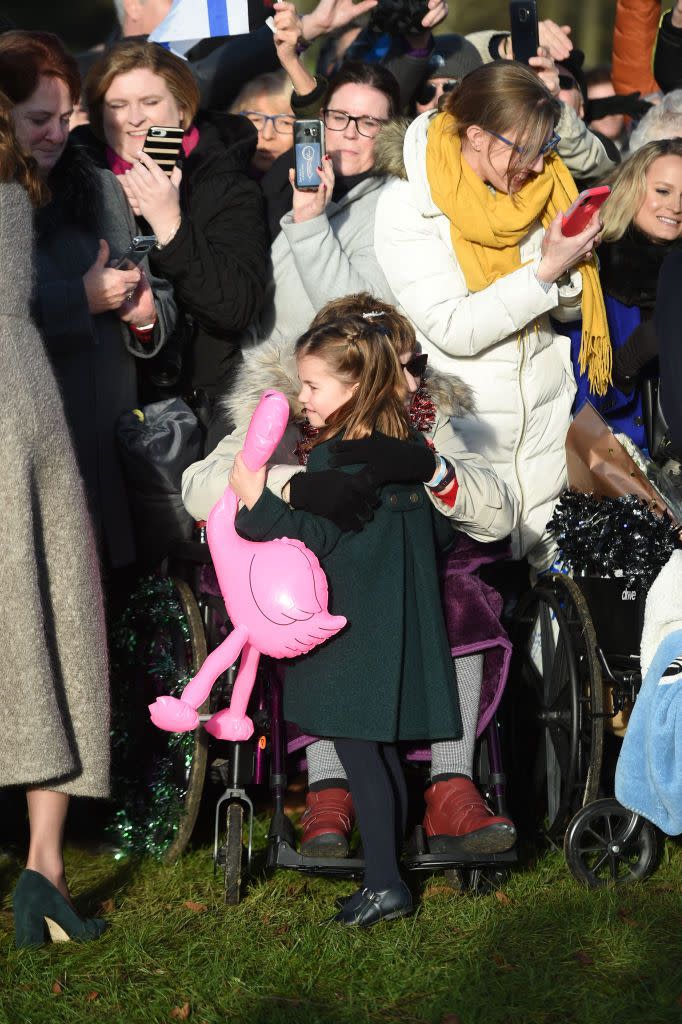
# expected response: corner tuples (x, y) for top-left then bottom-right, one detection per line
(361, 311), (385, 319)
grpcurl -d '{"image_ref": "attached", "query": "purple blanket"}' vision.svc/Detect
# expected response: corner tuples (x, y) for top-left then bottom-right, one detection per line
(287, 533), (512, 759)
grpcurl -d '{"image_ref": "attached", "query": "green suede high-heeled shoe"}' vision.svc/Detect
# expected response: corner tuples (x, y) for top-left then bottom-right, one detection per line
(13, 869), (108, 948)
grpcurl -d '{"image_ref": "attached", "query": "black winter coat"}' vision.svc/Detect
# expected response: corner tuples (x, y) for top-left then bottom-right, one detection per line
(654, 10), (682, 94)
(148, 113), (269, 406)
(75, 115), (269, 438)
(33, 140), (176, 568)
(655, 248), (682, 454)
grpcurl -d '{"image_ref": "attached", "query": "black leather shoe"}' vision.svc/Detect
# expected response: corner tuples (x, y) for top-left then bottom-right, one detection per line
(328, 882), (413, 928)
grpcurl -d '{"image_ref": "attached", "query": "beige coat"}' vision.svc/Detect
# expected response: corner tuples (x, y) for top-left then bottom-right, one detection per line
(0, 184), (109, 797)
(181, 334), (517, 543)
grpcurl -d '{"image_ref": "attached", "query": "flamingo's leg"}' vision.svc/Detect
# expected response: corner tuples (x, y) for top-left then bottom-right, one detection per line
(148, 625), (248, 733)
(204, 641), (260, 741)
(182, 624), (249, 709)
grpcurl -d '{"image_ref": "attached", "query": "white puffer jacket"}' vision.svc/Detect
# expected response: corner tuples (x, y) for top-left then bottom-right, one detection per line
(374, 113), (581, 570)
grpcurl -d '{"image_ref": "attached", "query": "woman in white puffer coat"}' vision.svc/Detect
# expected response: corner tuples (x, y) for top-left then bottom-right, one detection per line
(374, 61), (611, 570)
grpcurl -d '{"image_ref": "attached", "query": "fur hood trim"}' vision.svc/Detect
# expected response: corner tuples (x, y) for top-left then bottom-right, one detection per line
(225, 334), (475, 432)
(373, 118), (410, 181)
(35, 138), (102, 238)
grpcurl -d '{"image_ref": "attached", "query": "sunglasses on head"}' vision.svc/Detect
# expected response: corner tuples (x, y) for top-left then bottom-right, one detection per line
(558, 73), (578, 92)
(404, 352), (428, 378)
(416, 79), (459, 106)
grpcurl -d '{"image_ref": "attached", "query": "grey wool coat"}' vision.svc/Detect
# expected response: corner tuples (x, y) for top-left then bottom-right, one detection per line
(0, 183), (110, 797)
(237, 439), (462, 743)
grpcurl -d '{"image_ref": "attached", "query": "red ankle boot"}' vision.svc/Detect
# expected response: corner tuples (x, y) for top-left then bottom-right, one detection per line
(300, 788), (355, 858)
(423, 777), (516, 854)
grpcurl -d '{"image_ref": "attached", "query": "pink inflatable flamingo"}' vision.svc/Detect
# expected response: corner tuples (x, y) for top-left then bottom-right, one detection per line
(148, 390), (347, 741)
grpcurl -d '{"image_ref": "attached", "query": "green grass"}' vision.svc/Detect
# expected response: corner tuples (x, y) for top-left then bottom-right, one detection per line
(2, 824), (682, 1024)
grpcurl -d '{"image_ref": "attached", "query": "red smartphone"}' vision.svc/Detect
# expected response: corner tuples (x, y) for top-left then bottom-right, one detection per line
(561, 186), (611, 236)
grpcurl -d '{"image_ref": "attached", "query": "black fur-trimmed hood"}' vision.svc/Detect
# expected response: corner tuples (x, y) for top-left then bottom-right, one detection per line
(35, 137), (103, 238)
(224, 333), (475, 434)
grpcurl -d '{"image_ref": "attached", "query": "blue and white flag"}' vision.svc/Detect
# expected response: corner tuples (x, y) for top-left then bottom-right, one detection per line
(149, 0), (269, 58)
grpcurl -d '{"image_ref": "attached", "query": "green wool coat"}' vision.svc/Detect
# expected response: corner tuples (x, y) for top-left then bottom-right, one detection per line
(236, 438), (462, 743)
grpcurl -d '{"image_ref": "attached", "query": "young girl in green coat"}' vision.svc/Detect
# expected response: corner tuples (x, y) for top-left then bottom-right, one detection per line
(229, 310), (462, 928)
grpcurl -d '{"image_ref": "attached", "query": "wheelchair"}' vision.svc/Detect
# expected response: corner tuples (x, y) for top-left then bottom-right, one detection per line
(110, 525), (518, 903)
(509, 569), (663, 889)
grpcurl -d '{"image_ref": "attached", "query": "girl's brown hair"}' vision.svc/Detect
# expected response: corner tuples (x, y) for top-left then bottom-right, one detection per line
(84, 40), (200, 141)
(0, 87), (48, 206)
(600, 138), (682, 242)
(0, 30), (80, 106)
(444, 60), (561, 191)
(309, 293), (417, 357)
(295, 305), (411, 444)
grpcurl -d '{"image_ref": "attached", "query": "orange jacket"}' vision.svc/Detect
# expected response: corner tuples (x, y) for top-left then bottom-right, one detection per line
(611, 0), (660, 96)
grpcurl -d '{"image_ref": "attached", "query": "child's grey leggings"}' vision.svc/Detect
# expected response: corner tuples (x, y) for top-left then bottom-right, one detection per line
(307, 653), (484, 786)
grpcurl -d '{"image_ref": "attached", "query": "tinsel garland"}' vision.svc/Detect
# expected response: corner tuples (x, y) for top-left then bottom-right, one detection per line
(549, 490), (681, 589)
(108, 575), (196, 859)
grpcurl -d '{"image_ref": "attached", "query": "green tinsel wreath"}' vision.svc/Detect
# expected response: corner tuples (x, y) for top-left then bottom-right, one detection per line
(108, 575), (196, 859)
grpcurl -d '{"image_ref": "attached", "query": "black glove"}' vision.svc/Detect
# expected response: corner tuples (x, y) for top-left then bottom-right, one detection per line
(288, 468), (379, 532)
(329, 432), (437, 486)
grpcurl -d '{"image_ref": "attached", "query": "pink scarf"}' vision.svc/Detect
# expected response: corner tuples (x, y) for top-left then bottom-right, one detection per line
(106, 124), (200, 175)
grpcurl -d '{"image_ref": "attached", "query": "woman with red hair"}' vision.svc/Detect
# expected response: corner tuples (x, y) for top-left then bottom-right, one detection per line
(0, 89), (110, 947)
(0, 31), (176, 571)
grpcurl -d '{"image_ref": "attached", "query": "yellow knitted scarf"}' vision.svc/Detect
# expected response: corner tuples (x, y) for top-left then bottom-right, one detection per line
(425, 112), (611, 396)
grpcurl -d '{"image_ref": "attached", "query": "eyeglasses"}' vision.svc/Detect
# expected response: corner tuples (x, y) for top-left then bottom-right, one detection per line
(403, 352), (428, 379)
(416, 79), (460, 106)
(486, 129), (561, 159)
(322, 108), (388, 139)
(240, 111), (296, 134)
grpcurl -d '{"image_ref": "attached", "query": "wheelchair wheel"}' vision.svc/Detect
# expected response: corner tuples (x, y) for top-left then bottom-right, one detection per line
(222, 801), (245, 906)
(109, 576), (208, 862)
(163, 579), (209, 864)
(510, 574), (604, 841)
(564, 798), (661, 888)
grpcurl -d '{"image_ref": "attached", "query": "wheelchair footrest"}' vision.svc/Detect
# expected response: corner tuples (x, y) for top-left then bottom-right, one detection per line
(268, 837), (365, 877)
(402, 847), (517, 871)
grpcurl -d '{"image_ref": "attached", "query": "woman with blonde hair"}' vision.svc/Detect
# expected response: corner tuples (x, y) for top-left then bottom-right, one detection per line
(374, 60), (609, 571)
(584, 138), (682, 446)
(81, 39), (269, 446)
(0, 90), (109, 946)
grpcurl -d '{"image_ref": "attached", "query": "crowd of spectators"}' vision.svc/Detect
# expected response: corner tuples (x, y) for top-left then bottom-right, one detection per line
(2, 0), (682, 940)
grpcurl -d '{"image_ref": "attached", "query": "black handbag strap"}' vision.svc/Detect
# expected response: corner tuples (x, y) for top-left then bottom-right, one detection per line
(641, 377), (682, 463)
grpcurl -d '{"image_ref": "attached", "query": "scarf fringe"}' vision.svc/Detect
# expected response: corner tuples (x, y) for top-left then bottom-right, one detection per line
(579, 331), (612, 397)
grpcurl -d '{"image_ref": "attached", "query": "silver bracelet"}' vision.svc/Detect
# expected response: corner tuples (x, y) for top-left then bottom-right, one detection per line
(156, 219), (182, 249)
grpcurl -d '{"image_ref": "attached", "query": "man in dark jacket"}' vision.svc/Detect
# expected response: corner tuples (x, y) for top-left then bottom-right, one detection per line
(654, 2), (682, 94)
(108, 0), (377, 111)
(655, 247), (682, 455)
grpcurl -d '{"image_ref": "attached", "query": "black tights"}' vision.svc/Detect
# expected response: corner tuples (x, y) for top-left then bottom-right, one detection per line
(333, 738), (407, 891)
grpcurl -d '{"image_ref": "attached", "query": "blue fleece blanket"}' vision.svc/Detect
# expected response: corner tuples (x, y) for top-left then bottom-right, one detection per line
(615, 627), (682, 835)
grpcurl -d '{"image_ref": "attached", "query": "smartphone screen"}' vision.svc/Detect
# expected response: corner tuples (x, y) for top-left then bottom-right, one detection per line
(509, 0), (539, 64)
(294, 120), (324, 191)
